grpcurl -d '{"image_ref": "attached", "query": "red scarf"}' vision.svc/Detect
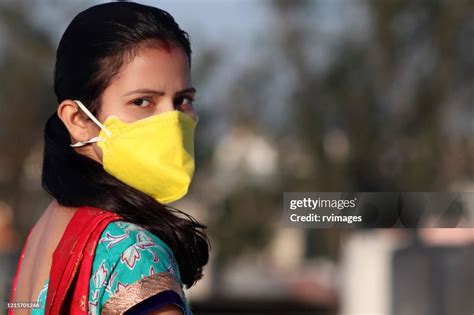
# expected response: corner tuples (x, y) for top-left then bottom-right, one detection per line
(9, 206), (122, 314)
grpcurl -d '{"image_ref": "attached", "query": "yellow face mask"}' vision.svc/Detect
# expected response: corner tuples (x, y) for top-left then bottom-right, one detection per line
(70, 100), (196, 204)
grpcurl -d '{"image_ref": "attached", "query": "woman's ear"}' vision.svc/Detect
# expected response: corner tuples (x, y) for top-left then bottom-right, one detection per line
(57, 100), (103, 164)
(57, 100), (95, 144)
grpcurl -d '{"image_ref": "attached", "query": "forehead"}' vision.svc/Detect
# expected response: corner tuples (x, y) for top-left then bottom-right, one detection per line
(111, 44), (191, 90)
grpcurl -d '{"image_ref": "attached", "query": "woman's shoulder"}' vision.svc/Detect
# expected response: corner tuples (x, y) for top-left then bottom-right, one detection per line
(98, 220), (172, 254)
(88, 220), (189, 314)
(95, 220), (181, 280)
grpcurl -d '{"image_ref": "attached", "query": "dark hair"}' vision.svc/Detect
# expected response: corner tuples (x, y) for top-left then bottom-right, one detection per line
(42, 1), (209, 288)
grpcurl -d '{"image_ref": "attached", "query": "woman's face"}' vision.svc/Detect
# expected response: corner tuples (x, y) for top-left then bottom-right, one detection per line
(60, 43), (197, 163)
(98, 44), (196, 123)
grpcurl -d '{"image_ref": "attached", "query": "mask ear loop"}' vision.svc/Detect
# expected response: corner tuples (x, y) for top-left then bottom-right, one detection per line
(69, 100), (112, 147)
(70, 136), (105, 148)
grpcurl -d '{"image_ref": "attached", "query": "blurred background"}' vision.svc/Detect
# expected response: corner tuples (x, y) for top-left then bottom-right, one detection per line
(0, 0), (473, 314)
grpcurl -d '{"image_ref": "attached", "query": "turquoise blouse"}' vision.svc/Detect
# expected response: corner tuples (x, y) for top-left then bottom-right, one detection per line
(32, 221), (191, 314)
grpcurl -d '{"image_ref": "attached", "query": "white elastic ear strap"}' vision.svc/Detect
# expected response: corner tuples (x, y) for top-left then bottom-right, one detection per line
(70, 136), (104, 148)
(73, 100), (112, 136)
(69, 100), (112, 147)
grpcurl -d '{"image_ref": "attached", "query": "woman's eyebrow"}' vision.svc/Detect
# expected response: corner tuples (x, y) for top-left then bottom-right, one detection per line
(175, 87), (196, 95)
(123, 87), (196, 97)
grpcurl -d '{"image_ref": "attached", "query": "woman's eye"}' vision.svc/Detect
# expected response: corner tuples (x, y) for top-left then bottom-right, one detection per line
(174, 96), (194, 107)
(132, 98), (152, 107)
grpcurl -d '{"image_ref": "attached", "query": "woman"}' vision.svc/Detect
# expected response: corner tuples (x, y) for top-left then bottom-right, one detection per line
(8, 2), (209, 314)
